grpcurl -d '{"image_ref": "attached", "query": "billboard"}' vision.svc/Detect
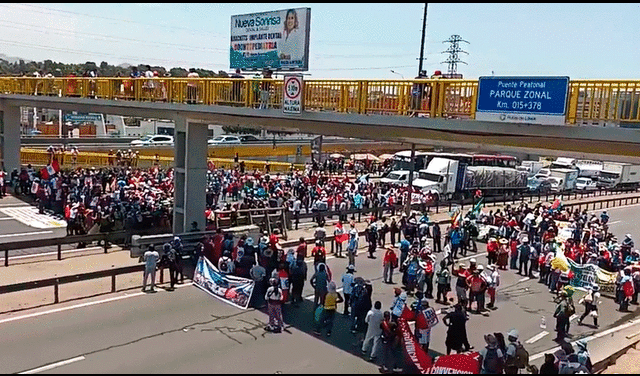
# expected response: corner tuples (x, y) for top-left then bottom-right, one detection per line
(475, 76), (569, 125)
(230, 7), (311, 71)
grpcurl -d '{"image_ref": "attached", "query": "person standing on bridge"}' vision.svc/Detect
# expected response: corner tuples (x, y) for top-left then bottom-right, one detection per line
(142, 244), (160, 293)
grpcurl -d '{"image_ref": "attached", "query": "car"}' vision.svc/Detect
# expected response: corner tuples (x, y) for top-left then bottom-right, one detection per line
(547, 177), (564, 192)
(534, 168), (551, 180)
(380, 170), (411, 185)
(208, 135), (241, 145)
(527, 177), (552, 193)
(238, 135), (260, 143)
(130, 135), (174, 147)
(576, 177), (597, 191)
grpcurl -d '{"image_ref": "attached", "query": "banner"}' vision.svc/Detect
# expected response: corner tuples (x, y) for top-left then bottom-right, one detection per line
(230, 7), (311, 71)
(193, 256), (255, 309)
(397, 318), (432, 374)
(430, 353), (482, 374)
(567, 258), (598, 289)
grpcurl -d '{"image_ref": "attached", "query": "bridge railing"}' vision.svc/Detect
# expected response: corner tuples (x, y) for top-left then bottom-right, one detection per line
(19, 148), (304, 171)
(5, 77), (640, 125)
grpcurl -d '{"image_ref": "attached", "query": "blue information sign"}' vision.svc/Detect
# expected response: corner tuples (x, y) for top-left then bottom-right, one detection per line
(476, 76), (569, 125)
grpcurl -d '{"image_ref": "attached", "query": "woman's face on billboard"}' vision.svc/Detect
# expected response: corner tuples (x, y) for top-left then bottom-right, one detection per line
(286, 12), (296, 30)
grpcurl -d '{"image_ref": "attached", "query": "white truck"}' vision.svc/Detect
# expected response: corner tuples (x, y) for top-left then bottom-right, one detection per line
(598, 162), (640, 189)
(517, 160), (544, 177)
(411, 157), (528, 201)
(548, 168), (580, 191)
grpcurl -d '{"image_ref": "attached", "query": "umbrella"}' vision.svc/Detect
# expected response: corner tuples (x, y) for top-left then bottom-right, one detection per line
(350, 153), (380, 162)
(329, 153), (345, 159)
(378, 153), (394, 161)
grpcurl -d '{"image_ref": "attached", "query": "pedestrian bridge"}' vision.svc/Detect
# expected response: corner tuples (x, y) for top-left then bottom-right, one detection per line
(1, 77), (640, 232)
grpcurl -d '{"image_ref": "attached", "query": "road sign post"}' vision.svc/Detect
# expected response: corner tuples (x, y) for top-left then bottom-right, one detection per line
(475, 76), (569, 125)
(283, 74), (303, 114)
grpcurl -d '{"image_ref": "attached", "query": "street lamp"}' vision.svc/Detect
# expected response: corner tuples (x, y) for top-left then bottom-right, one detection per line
(390, 70), (405, 79)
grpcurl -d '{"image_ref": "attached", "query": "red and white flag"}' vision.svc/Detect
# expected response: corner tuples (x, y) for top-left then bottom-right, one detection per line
(40, 160), (60, 180)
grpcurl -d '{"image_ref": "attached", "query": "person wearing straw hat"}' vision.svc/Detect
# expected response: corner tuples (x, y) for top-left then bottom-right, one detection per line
(479, 333), (505, 374)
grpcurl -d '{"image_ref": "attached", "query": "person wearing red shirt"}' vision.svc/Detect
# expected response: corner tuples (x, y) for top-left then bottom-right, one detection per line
(312, 240), (327, 269)
(383, 246), (399, 284)
(203, 235), (216, 264)
(212, 228), (224, 265)
(486, 238), (499, 266)
(269, 229), (281, 248)
(295, 237), (308, 260)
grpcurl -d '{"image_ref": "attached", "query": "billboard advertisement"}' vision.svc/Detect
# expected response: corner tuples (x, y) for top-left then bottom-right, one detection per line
(230, 7), (311, 71)
(475, 76), (569, 125)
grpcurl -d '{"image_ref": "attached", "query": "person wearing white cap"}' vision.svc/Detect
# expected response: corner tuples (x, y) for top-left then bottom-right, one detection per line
(504, 329), (528, 373)
(347, 228), (359, 269)
(484, 264), (500, 309)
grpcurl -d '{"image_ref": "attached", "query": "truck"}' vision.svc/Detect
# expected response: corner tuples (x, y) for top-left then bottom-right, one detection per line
(411, 157), (528, 201)
(517, 160), (544, 177)
(547, 168), (580, 192)
(597, 162), (640, 189)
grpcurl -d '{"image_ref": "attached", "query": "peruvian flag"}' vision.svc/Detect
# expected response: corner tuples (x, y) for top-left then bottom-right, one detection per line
(40, 160), (60, 180)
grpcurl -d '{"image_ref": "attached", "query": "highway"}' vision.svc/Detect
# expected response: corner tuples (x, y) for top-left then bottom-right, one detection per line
(1, 203), (639, 373)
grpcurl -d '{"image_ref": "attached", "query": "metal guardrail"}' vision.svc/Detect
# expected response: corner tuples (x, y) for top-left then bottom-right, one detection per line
(20, 147), (305, 172)
(0, 231), (126, 267)
(1, 191), (640, 305)
(3, 77), (640, 124)
(0, 264), (145, 303)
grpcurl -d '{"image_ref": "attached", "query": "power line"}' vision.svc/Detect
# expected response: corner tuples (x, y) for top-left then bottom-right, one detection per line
(440, 34), (469, 75)
(0, 20), (227, 54)
(1, 3), (226, 39)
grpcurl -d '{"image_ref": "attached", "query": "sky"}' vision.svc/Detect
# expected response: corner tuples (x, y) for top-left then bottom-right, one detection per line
(0, 3), (638, 80)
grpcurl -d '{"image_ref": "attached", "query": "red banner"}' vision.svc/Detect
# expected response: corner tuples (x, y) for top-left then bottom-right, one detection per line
(398, 318), (432, 374)
(429, 352), (481, 374)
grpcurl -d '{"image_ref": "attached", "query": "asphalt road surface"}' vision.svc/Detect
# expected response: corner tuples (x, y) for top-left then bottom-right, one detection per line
(0, 195), (67, 243)
(1, 202), (639, 373)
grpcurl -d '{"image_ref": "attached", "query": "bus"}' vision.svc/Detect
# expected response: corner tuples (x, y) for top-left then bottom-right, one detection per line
(391, 150), (518, 172)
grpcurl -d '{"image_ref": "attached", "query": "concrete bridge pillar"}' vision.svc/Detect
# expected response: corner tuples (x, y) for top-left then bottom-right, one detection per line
(0, 105), (21, 174)
(172, 116), (207, 234)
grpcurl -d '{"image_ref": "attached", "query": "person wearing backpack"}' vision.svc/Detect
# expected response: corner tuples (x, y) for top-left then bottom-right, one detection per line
(504, 329), (529, 374)
(480, 333), (505, 374)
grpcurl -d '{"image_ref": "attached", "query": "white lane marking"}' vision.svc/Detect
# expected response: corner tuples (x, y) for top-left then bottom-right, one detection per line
(0, 217), (13, 220)
(525, 330), (549, 344)
(530, 317), (640, 362)
(19, 356), (85, 374)
(0, 207), (66, 229)
(0, 282), (193, 326)
(0, 246), (107, 261)
(0, 231), (53, 239)
(518, 277), (530, 283)
(608, 221), (621, 225)
(0, 203), (37, 208)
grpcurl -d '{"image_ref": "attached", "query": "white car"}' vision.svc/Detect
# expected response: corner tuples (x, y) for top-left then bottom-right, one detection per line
(130, 135), (174, 147)
(576, 177), (597, 191)
(381, 170), (411, 185)
(208, 135), (241, 145)
(534, 168), (551, 180)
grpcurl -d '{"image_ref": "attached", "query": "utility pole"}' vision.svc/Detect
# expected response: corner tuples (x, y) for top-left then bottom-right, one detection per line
(441, 34), (469, 76)
(417, 3), (428, 76)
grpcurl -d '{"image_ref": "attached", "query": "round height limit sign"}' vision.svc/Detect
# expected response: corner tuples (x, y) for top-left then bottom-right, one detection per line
(283, 74), (303, 114)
